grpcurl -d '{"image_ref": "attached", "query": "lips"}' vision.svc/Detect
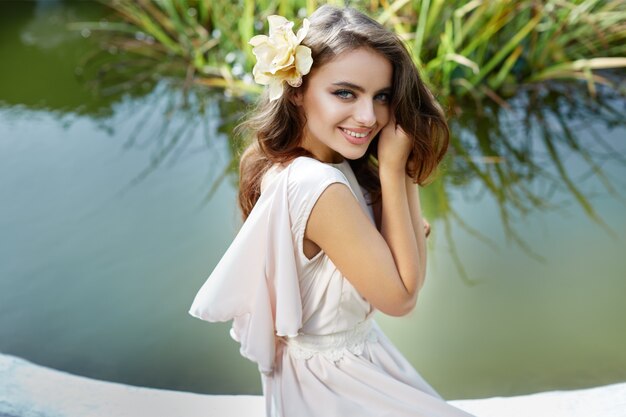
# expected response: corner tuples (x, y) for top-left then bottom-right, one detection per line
(339, 127), (372, 145)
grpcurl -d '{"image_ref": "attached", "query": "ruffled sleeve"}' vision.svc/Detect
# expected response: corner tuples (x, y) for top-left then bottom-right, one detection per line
(188, 157), (353, 375)
(188, 163), (301, 375)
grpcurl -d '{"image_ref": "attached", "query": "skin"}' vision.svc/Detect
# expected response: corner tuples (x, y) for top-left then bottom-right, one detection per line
(294, 48), (430, 316)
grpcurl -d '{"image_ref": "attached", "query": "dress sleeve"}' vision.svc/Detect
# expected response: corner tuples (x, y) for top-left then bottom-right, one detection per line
(287, 159), (356, 262)
(188, 163), (301, 376)
(187, 157), (352, 375)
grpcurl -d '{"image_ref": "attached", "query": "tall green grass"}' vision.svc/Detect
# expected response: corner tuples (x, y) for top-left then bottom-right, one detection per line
(70, 0), (626, 104)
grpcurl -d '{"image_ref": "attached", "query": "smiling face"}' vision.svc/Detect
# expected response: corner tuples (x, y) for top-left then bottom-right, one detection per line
(294, 47), (393, 163)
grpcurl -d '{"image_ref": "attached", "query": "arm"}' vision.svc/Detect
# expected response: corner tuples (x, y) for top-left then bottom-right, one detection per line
(378, 164), (422, 310)
(374, 172), (428, 290)
(306, 181), (419, 317)
(305, 120), (423, 317)
(372, 181), (430, 242)
(405, 175), (427, 291)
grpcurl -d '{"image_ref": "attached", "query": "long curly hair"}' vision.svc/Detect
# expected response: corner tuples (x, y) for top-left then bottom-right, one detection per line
(236, 5), (449, 220)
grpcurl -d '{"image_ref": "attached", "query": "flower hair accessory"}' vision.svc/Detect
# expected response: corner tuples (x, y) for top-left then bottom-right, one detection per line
(249, 15), (313, 101)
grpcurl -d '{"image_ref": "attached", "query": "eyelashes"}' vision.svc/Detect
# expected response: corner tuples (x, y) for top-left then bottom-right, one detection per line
(332, 89), (390, 103)
(333, 89), (355, 99)
(376, 93), (391, 103)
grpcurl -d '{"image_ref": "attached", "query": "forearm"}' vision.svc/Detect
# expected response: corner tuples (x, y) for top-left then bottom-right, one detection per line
(379, 166), (423, 301)
(405, 175), (427, 291)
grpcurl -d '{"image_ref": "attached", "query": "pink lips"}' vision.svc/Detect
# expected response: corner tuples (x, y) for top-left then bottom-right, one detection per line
(339, 127), (371, 145)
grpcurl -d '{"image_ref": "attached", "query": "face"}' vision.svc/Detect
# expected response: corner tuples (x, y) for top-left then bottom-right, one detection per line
(294, 47), (393, 163)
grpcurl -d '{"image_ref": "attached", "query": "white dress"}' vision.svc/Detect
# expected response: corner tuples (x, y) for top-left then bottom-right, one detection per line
(189, 156), (477, 417)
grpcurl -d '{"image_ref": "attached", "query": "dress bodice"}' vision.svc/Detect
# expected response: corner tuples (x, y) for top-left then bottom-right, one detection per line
(261, 157), (376, 336)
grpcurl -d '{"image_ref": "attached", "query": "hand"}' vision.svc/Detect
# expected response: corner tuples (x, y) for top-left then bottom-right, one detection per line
(423, 217), (431, 238)
(377, 115), (412, 172)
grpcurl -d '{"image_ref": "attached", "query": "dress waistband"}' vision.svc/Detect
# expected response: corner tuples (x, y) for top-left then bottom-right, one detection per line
(280, 318), (378, 361)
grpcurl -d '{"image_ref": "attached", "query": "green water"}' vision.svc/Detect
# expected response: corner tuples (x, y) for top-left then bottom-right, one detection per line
(1, 1), (625, 400)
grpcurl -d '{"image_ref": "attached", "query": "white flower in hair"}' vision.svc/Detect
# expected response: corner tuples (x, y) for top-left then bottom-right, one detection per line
(249, 15), (313, 101)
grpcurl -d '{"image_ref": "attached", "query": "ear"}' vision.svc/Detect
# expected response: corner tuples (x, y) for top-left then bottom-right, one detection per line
(292, 89), (304, 106)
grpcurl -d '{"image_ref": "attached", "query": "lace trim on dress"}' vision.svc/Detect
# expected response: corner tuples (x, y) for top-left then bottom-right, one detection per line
(280, 319), (379, 362)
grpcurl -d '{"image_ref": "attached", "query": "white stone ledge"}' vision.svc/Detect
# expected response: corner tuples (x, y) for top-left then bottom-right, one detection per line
(1, 353), (625, 417)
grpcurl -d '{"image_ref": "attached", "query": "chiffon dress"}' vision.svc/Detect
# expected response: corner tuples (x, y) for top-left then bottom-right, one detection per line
(189, 156), (476, 417)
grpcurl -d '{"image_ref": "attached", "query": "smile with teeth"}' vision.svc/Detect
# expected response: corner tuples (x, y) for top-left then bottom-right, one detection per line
(340, 128), (370, 138)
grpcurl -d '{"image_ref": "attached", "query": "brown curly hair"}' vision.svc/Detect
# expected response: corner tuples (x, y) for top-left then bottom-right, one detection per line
(236, 5), (449, 220)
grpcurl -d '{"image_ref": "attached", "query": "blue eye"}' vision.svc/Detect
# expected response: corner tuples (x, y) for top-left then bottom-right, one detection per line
(333, 90), (354, 99)
(375, 93), (390, 103)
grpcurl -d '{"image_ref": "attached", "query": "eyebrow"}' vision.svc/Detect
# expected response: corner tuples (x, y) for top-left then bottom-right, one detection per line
(331, 81), (392, 94)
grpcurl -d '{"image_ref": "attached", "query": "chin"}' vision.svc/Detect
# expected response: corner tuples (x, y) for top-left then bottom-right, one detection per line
(340, 146), (369, 161)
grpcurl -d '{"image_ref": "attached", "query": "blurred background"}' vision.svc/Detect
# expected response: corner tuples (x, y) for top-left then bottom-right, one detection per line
(0, 0), (625, 401)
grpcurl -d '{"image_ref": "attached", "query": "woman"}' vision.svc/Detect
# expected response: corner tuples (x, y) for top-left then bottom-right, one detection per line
(190, 5), (477, 417)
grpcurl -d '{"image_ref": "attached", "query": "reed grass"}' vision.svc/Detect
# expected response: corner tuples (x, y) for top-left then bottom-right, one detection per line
(70, 0), (626, 105)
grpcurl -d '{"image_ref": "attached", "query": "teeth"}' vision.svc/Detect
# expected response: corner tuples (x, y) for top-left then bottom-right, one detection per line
(341, 128), (368, 138)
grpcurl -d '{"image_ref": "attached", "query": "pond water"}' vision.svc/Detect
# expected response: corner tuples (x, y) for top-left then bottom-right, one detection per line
(1, 1), (625, 400)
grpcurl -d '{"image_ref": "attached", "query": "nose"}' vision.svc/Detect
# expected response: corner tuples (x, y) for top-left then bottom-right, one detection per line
(353, 99), (376, 127)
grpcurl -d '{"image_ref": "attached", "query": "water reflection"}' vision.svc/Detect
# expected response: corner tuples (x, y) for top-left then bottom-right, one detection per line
(0, 1), (115, 114)
(95, 80), (625, 285)
(440, 86), (626, 281)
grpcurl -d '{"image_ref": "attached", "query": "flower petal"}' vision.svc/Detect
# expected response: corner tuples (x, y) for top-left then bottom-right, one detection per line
(253, 67), (272, 85)
(295, 45), (313, 75)
(268, 15), (291, 34)
(272, 52), (295, 71)
(249, 34), (268, 47)
(268, 78), (284, 101)
(251, 43), (274, 61)
(296, 18), (309, 43)
(286, 75), (303, 88)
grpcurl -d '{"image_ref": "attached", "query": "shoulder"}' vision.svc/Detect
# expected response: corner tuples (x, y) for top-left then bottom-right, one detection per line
(261, 156), (346, 195)
(284, 157), (352, 226)
(287, 156), (349, 190)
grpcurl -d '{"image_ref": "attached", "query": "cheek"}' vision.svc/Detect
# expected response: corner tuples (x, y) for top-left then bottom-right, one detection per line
(309, 94), (342, 125)
(376, 107), (391, 126)
(304, 92), (329, 121)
